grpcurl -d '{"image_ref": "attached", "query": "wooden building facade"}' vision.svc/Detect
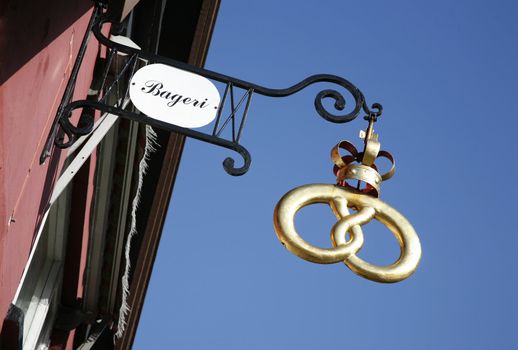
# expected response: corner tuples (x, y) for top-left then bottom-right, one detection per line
(0, 0), (220, 348)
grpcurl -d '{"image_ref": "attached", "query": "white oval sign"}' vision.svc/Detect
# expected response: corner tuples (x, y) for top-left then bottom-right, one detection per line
(129, 64), (220, 128)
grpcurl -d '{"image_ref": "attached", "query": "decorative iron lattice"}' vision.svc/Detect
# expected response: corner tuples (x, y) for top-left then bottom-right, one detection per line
(40, 4), (383, 176)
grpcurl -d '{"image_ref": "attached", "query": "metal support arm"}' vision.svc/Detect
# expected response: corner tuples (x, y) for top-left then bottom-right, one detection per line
(40, 5), (383, 175)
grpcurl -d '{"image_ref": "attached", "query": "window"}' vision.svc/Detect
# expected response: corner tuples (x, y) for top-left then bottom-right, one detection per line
(12, 185), (72, 350)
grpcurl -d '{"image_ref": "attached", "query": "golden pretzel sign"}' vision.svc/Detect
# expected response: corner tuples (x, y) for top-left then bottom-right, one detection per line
(273, 122), (422, 283)
(274, 184), (421, 283)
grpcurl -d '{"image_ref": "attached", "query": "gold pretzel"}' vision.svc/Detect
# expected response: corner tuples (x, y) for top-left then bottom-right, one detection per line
(273, 184), (421, 283)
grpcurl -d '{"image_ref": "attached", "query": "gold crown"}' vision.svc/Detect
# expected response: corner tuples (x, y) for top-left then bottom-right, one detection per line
(331, 129), (395, 197)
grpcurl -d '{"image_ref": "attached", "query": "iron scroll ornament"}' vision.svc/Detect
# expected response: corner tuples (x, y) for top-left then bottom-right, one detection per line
(41, 5), (383, 176)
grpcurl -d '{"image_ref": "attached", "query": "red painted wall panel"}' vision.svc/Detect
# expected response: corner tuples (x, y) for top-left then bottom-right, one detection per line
(0, 0), (100, 332)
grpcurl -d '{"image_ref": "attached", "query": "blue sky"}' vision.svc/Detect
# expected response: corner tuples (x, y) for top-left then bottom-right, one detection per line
(134, 1), (518, 349)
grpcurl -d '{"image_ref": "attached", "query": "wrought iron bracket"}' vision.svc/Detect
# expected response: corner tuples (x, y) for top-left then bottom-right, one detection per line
(40, 4), (383, 176)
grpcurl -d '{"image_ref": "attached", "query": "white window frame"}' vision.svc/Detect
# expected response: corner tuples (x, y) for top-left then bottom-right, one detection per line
(12, 184), (71, 350)
(11, 111), (120, 350)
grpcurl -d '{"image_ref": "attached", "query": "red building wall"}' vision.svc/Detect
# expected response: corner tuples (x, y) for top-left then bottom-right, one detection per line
(0, 0), (99, 333)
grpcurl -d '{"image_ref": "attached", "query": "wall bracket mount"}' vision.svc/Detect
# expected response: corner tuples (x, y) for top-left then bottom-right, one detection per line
(40, 4), (383, 176)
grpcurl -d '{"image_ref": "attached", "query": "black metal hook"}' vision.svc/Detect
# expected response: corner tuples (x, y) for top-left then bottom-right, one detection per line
(40, 7), (383, 176)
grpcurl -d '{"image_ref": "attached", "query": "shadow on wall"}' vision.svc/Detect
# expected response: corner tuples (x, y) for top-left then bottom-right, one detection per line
(0, 0), (93, 84)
